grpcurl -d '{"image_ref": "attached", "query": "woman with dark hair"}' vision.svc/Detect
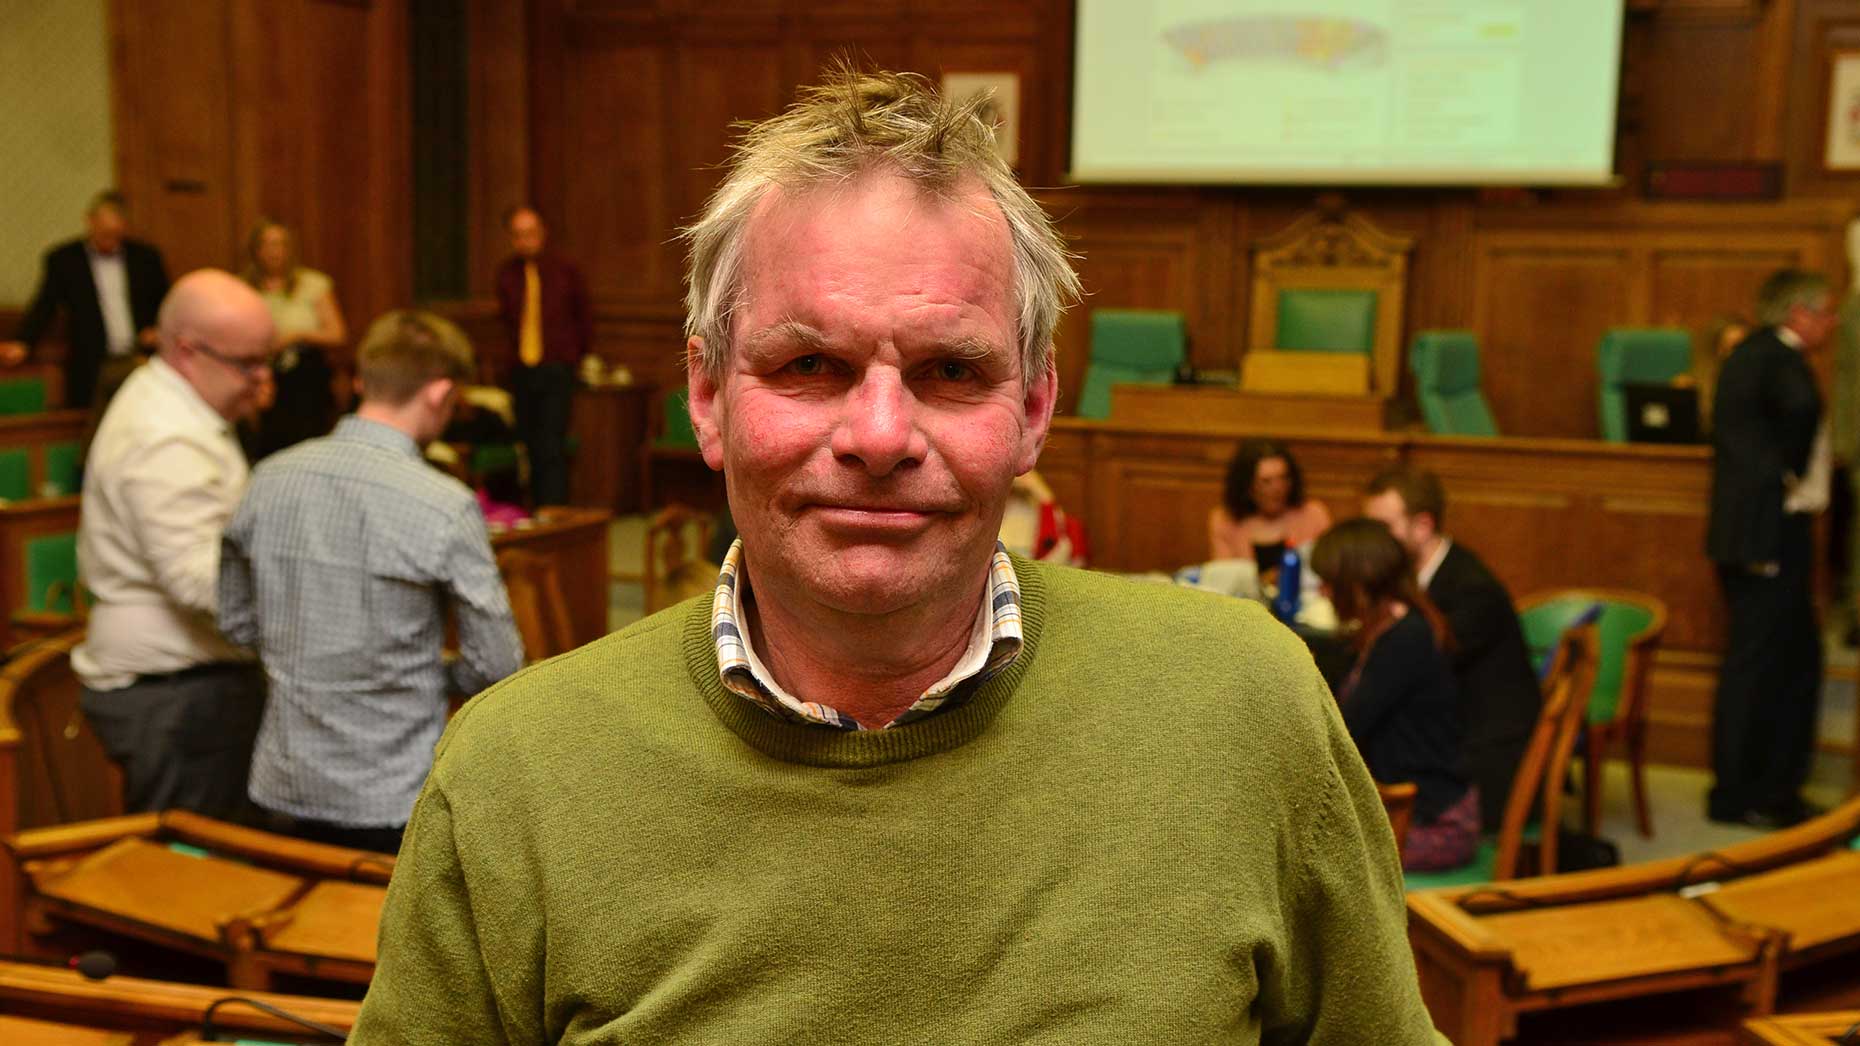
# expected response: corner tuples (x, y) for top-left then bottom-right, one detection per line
(1312, 517), (1476, 872)
(1208, 438), (1332, 564)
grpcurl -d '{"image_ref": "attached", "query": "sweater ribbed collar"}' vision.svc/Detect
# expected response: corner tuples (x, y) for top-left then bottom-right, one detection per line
(684, 555), (1047, 768)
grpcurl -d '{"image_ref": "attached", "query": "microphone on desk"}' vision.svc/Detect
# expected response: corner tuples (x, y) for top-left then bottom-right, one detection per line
(0, 947), (117, 980)
(199, 994), (348, 1043)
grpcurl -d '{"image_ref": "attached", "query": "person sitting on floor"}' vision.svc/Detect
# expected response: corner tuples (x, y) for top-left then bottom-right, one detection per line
(1312, 517), (1477, 872)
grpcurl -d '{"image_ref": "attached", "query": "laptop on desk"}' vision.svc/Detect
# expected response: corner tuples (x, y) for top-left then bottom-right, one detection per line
(1623, 383), (1702, 444)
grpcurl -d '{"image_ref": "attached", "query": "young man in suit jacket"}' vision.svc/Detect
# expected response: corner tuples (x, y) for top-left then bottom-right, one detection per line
(2, 190), (172, 409)
(1706, 269), (1834, 829)
(1365, 467), (1541, 831)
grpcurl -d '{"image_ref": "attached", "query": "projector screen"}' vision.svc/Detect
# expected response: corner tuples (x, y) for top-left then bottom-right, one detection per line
(1071, 1), (1624, 186)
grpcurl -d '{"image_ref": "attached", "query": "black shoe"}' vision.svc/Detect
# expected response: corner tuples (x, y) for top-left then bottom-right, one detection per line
(1768, 796), (1827, 827)
(1707, 806), (1779, 829)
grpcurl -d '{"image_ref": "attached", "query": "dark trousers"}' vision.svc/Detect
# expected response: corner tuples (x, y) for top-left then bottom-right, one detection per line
(512, 361), (575, 507)
(1710, 515), (1822, 818)
(80, 663), (266, 822)
(258, 807), (405, 856)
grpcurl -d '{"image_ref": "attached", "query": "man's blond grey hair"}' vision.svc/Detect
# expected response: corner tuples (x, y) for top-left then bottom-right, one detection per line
(1756, 269), (1831, 326)
(681, 66), (1080, 381)
(356, 309), (475, 405)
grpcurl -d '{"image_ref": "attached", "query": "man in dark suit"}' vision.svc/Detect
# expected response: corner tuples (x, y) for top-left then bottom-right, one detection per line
(2, 190), (172, 409)
(1364, 467), (1541, 831)
(494, 205), (590, 508)
(1706, 269), (1834, 828)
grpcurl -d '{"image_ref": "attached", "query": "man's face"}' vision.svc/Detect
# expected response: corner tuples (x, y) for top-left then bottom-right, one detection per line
(1788, 294), (1839, 352)
(181, 320), (276, 422)
(688, 171), (1056, 619)
(86, 206), (127, 255)
(508, 210), (546, 259)
(1362, 489), (1427, 558)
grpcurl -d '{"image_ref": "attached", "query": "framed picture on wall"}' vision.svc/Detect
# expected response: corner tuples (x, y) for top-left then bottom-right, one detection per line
(942, 72), (1020, 168)
(1823, 50), (1860, 171)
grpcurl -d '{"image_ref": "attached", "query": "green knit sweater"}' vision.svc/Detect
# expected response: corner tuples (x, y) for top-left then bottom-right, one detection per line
(351, 560), (1438, 1044)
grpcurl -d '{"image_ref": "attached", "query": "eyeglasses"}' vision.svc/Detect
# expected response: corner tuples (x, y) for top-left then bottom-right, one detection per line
(185, 337), (272, 378)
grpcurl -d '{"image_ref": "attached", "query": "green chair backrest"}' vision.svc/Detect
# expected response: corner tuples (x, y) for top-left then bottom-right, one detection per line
(1275, 289), (1378, 353)
(655, 390), (700, 450)
(1409, 330), (1498, 437)
(1519, 595), (1655, 725)
(471, 443), (521, 475)
(0, 449), (29, 502)
(42, 441), (80, 497)
(25, 532), (79, 613)
(1597, 328), (1692, 443)
(1077, 310), (1187, 419)
(0, 377), (47, 415)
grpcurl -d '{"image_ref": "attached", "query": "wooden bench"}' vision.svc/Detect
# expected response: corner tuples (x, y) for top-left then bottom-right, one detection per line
(1409, 797), (1860, 1045)
(1743, 1010), (1860, 1044)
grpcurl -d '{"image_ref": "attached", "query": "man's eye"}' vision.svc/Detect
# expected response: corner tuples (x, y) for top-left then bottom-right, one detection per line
(933, 360), (973, 381)
(788, 355), (825, 376)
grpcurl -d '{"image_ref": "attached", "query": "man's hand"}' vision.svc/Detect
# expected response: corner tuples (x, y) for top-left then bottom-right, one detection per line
(0, 341), (28, 367)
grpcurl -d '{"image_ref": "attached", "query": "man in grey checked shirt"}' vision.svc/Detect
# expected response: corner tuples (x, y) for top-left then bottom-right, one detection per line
(219, 309), (523, 854)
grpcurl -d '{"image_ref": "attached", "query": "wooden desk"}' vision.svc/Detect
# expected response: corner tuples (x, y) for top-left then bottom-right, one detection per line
(0, 410), (86, 494)
(0, 498), (83, 649)
(1744, 1011), (1860, 1044)
(1041, 418), (1724, 768)
(1108, 384), (1398, 436)
(5, 812), (392, 991)
(570, 384), (652, 513)
(0, 958), (358, 1042)
(491, 506), (612, 648)
(1407, 796), (1860, 1045)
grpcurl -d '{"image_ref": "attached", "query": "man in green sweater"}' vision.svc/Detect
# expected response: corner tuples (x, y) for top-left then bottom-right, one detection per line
(352, 68), (1440, 1044)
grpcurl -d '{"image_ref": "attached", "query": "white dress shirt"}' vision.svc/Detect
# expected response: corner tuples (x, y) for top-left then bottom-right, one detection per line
(1417, 536), (1452, 591)
(73, 357), (253, 690)
(86, 247), (136, 357)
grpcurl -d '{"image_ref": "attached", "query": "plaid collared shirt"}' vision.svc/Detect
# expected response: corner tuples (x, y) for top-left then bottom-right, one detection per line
(711, 539), (1023, 730)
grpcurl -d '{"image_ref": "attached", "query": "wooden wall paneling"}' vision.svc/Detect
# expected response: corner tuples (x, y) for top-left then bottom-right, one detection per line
(671, 38), (787, 241)
(1785, 4), (1860, 197)
(1631, 4), (1775, 165)
(109, 0), (238, 278)
(1032, 425), (1090, 533)
(1472, 238), (1637, 439)
(556, 27), (676, 302)
(1041, 190), (1215, 415)
(466, 0), (531, 299)
(1085, 432), (1231, 573)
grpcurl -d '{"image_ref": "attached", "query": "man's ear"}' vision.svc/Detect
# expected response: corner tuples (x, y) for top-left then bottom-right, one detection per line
(685, 336), (726, 472)
(1013, 355), (1059, 476)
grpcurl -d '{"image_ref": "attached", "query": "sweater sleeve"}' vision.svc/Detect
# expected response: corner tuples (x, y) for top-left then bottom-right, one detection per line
(350, 782), (540, 1045)
(1259, 667), (1443, 1045)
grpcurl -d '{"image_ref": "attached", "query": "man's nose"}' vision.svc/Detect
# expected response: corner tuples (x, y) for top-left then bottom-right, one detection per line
(831, 368), (929, 476)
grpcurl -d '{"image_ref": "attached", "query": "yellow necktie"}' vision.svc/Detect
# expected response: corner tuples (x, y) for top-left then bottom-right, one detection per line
(519, 262), (544, 367)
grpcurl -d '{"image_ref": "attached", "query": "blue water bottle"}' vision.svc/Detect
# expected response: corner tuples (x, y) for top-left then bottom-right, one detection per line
(1272, 548), (1302, 624)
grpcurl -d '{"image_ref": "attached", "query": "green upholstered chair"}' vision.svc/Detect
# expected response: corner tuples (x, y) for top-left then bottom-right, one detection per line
(470, 443), (522, 476)
(1076, 309), (1187, 420)
(1598, 328), (1693, 443)
(653, 390), (701, 451)
(0, 377), (47, 415)
(1518, 590), (1665, 839)
(1244, 207), (1413, 398)
(1405, 620), (1598, 891)
(42, 441), (80, 497)
(0, 450), (29, 503)
(25, 533), (81, 615)
(1275, 289), (1378, 353)
(1409, 330), (1498, 437)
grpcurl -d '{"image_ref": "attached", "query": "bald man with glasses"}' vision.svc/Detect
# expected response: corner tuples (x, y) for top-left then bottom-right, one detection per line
(76, 269), (277, 820)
